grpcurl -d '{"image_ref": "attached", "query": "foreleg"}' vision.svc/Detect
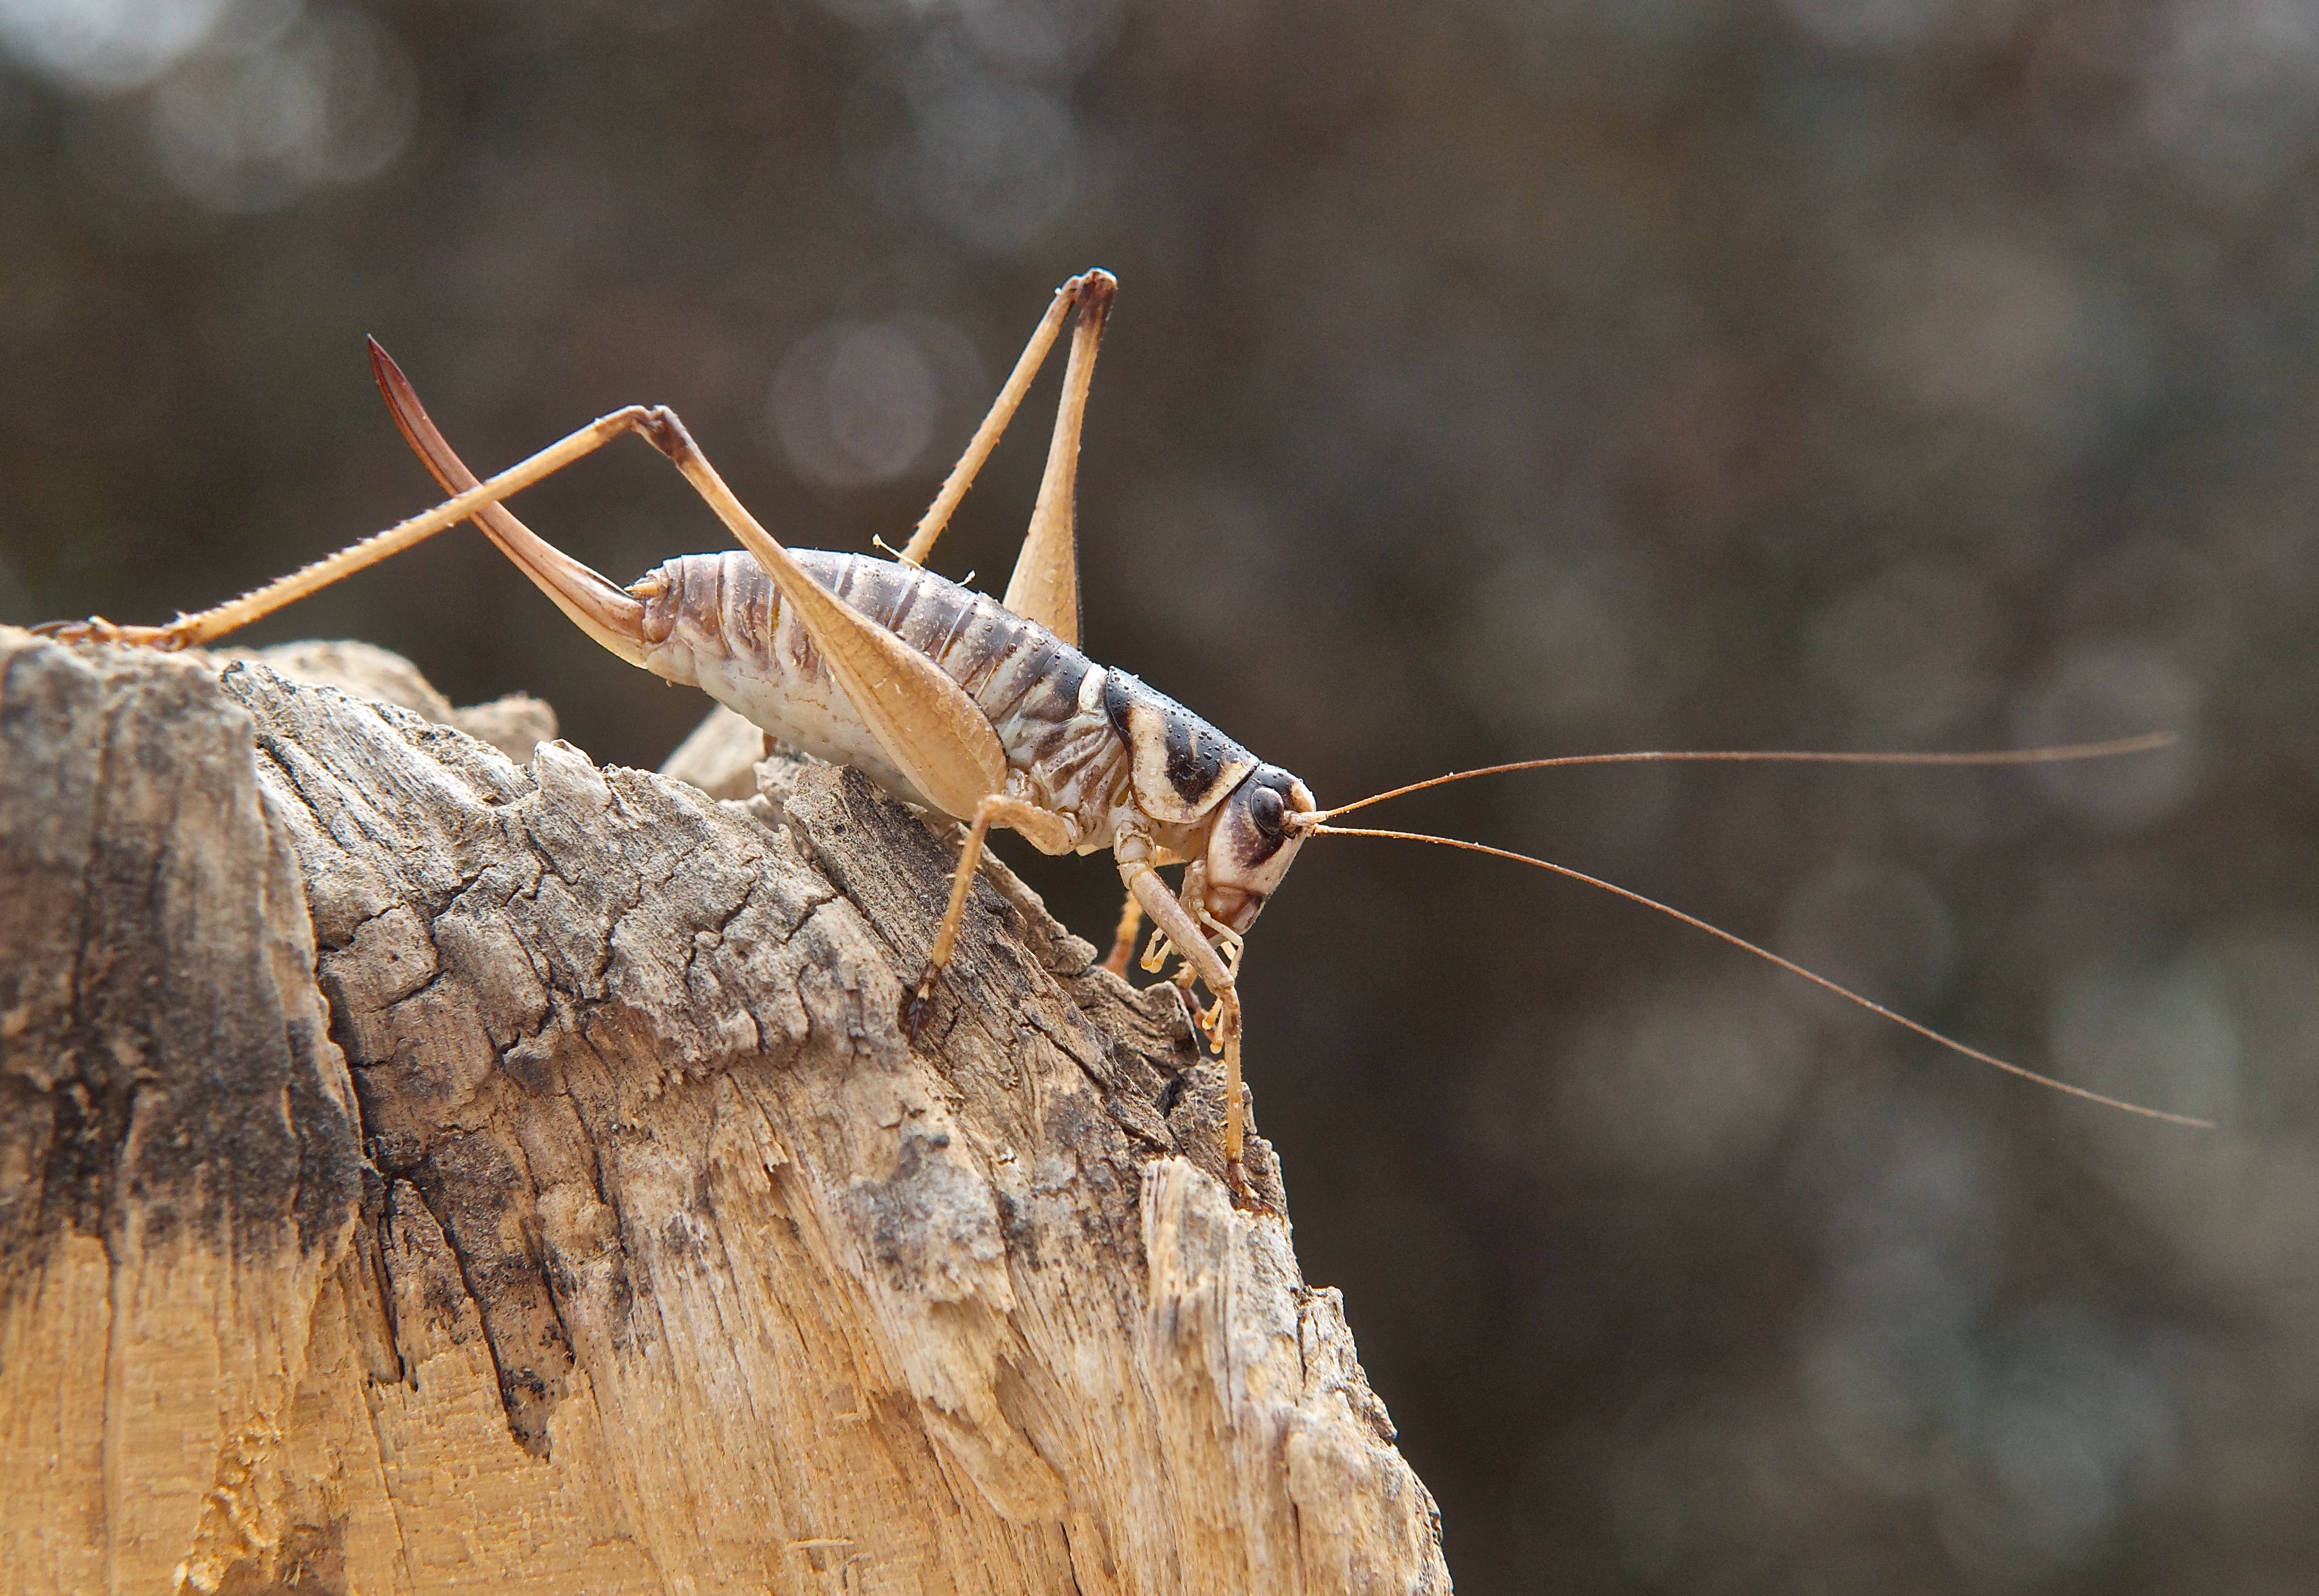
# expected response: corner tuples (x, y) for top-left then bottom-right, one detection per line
(1118, 854), (1261, 1210)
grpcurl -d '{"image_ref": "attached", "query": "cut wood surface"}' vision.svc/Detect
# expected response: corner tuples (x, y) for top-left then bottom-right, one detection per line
(0, 626), (1450, 1595)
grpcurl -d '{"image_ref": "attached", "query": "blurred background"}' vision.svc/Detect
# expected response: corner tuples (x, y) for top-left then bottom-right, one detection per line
(5, 0), (2318, 1588)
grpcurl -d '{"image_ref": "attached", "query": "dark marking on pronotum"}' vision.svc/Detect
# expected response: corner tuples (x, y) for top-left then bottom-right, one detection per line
(1102, 666), (1139, 746)
(1104, 668), (1226, 803)
(1103, 667), (1259, 820)
(1162, 713), (1221, 803)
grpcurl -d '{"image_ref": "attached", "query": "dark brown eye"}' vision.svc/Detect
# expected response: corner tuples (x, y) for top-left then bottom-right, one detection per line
(1248, 784), (1286, 836)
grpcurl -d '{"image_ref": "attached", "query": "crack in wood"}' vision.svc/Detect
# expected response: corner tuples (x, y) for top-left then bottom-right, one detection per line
(1, 627), (1450, 1594)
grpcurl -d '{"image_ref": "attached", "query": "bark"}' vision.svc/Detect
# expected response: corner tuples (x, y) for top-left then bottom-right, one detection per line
(0, 625), (1451, 1595)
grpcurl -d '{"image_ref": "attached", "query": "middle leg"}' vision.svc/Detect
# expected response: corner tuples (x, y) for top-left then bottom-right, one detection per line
(1101, 892), (1144, 977)
(905, 791), (1079, 1035)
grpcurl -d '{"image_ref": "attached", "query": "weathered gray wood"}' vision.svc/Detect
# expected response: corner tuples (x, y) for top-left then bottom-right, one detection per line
(0, 624), (1450, 1595)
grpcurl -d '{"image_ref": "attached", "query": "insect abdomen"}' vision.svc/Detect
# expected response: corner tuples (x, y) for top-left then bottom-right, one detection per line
(634, 550), (1127, 829)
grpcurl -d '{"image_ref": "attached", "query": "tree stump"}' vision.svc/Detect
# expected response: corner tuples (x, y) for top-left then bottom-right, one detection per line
(0, 626), (1450, 1595)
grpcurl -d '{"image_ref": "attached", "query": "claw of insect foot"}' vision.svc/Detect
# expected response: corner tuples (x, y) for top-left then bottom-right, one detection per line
(902, 968), (938, 1038)
(1226, 1160), (1281, 1218)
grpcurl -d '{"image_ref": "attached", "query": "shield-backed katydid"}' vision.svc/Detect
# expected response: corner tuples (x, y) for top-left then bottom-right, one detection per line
(38, 269), (2208, 1208)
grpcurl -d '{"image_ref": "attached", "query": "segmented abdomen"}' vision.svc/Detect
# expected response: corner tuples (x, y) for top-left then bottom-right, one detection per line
(633, 549), (1127, 837)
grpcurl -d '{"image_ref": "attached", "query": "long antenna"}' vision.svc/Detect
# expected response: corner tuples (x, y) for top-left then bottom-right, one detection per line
(1312, 733), (2175, 823)
(1307, 822), (2213, 1129)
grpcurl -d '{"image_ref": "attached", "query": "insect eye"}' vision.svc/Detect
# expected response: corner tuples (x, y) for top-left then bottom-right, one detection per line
(1248, 784), (1286, 836)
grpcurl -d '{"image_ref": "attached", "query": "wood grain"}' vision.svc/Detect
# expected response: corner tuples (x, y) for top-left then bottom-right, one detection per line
(0, 626), (1450, 1595)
